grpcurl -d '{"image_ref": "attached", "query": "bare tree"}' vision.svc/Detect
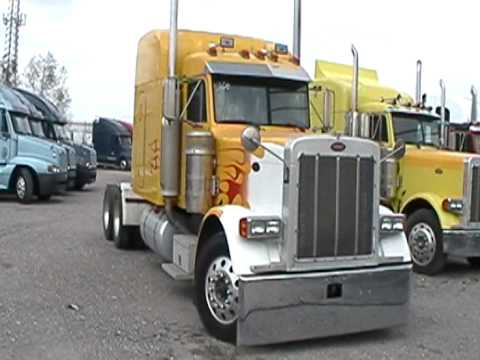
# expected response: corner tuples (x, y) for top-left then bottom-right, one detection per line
(21, 52), (72, 118)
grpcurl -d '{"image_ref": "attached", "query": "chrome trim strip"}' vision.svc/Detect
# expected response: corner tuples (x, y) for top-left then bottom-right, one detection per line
(334, 156), (340, 256)
(313, 154), (320, 256)
(355, 156), (361, 255)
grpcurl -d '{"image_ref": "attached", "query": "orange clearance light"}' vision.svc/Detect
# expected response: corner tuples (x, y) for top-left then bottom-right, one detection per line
(239, 218), (248, 238)
(239, 49), (250, 59)
(207, 43), (218, 56)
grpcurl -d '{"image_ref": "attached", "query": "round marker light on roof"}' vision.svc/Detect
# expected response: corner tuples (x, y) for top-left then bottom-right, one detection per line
(239, 49), (250, 59)
(291, 56), (300, 65)
(256, 49), (267, 60)
(207, 43), (218, 56)
(268, 52), (278, 62)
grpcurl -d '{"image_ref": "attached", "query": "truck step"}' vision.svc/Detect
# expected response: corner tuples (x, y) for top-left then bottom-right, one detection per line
(162, 263), (193, 281)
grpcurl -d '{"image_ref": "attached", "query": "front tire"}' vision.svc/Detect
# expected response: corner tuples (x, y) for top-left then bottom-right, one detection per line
(15, 169), (35, 204)
(195, 233), (238, 343)
(406, 209), (446, 275)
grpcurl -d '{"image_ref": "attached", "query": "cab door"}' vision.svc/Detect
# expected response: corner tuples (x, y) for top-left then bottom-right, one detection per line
(0, 110), (11, 188)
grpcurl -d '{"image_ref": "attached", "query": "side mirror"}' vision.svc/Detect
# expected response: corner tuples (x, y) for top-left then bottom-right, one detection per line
(241, 126), (261, 153)
(391, 140), (406, 160)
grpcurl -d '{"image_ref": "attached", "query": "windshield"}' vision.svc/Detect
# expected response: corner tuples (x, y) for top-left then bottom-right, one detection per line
(11, 113), (32, 135)
(118, 135), (131, 146)
(213, 75), (309, 128)
(29, 119), (47, 138)
(54, 124), (69, 141)
(392, 113), (440, 147)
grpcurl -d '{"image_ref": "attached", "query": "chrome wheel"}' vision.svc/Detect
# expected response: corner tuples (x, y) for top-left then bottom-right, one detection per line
(120, 160), (128, 171)
(205, 256), (239, 325)
(408, 222), (436, 266)
(16, 176), (26, 200)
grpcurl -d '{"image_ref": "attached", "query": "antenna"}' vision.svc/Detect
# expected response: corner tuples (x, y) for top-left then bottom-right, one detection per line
(2, 0), (26, 86)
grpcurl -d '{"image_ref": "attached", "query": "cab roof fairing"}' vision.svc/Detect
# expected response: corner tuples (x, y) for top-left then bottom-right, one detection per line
(95, 117), (132, 136)
(206, 62), (311, 82)
(0, 86), (44, 119)
(14, 88), (66, 124)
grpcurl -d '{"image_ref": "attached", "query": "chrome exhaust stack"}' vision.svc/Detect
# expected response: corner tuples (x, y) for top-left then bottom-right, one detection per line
(161, 0), (181, 198)
(471, 86), (478, 125)
(439, 80), (447, 148)
(416, 60), (422, 106)
(293, 0), (301, 61)
(348, 45), (361, 137)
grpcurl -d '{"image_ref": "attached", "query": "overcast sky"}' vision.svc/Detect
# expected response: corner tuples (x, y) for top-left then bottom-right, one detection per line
(1, 0), (478, 122)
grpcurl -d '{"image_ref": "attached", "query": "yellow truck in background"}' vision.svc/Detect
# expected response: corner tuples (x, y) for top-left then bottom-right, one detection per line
(310, 47), (480, 275)
(101, 0), (412, 346)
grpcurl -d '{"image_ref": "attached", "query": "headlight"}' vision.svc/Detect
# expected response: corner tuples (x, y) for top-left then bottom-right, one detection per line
(239, 217), (282, 239)
(380, 215), (405, 233)
(48, 165), (61, 173)
(442, 198), (464, 215)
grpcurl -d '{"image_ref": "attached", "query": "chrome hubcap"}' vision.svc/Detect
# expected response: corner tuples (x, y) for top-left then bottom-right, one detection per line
(205, 256), (239, 325)
(16, 177), (26, 199)
(408, 222), (436, 266)
(120, 160), (127, 170)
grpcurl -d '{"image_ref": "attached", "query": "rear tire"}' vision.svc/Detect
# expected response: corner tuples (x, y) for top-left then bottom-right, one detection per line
(468, 257), (480, 267)
(111, 186), (135, 249)
(15, 169), (35, 204)
(102, 185), (115, 241)
(195, 232), (237, 344)
(75, 182), (85, 191)
(38, 194), (51, 201)
(406, 209), (446, 275)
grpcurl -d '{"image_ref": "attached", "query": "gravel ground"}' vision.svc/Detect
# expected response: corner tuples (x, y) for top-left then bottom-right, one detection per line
(1, 170), (480, 360)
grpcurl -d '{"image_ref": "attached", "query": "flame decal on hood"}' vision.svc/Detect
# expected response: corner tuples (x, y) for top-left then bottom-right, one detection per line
(215, 146), (251, 207)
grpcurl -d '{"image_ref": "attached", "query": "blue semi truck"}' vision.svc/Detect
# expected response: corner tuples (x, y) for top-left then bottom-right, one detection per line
(16, 89), (97, 190)
(0, 86), (68, 203)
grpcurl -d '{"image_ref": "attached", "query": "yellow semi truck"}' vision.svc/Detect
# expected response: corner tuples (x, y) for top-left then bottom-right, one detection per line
(310, 47), (480, 275)
(101, 0), (412, 345)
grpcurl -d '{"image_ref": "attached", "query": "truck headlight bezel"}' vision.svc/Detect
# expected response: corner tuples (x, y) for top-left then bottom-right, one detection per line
(442, 198), (464, 215)
(48, 165), (61, 174)
(239, 217), (282, 239)
(380, 215), (405, 233)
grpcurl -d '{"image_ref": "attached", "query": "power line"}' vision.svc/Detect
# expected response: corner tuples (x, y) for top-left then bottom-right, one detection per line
(2, 0), (26, 86)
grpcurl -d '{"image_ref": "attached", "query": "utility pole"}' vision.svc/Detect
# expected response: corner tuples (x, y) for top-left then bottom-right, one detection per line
(2, 0), (26, 86)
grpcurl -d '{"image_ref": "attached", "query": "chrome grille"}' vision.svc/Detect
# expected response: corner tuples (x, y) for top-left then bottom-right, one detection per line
(297, 154), (374, 259)
(471, 165), (480, 222)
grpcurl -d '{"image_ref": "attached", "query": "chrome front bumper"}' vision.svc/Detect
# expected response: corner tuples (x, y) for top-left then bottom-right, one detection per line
(443, 229), (480, 257)
(237, 264), (411, 346)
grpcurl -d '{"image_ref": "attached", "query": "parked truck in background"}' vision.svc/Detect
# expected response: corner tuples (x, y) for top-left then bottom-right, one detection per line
(15, 88), (97, 190)
(93, 117), (132, 171)
(310, 50), (480, 274)
(447, 86), (480, 153)
(101, 0), (411, 345)
(10, 89), (78, 190)
(0, 86), (68, 203)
